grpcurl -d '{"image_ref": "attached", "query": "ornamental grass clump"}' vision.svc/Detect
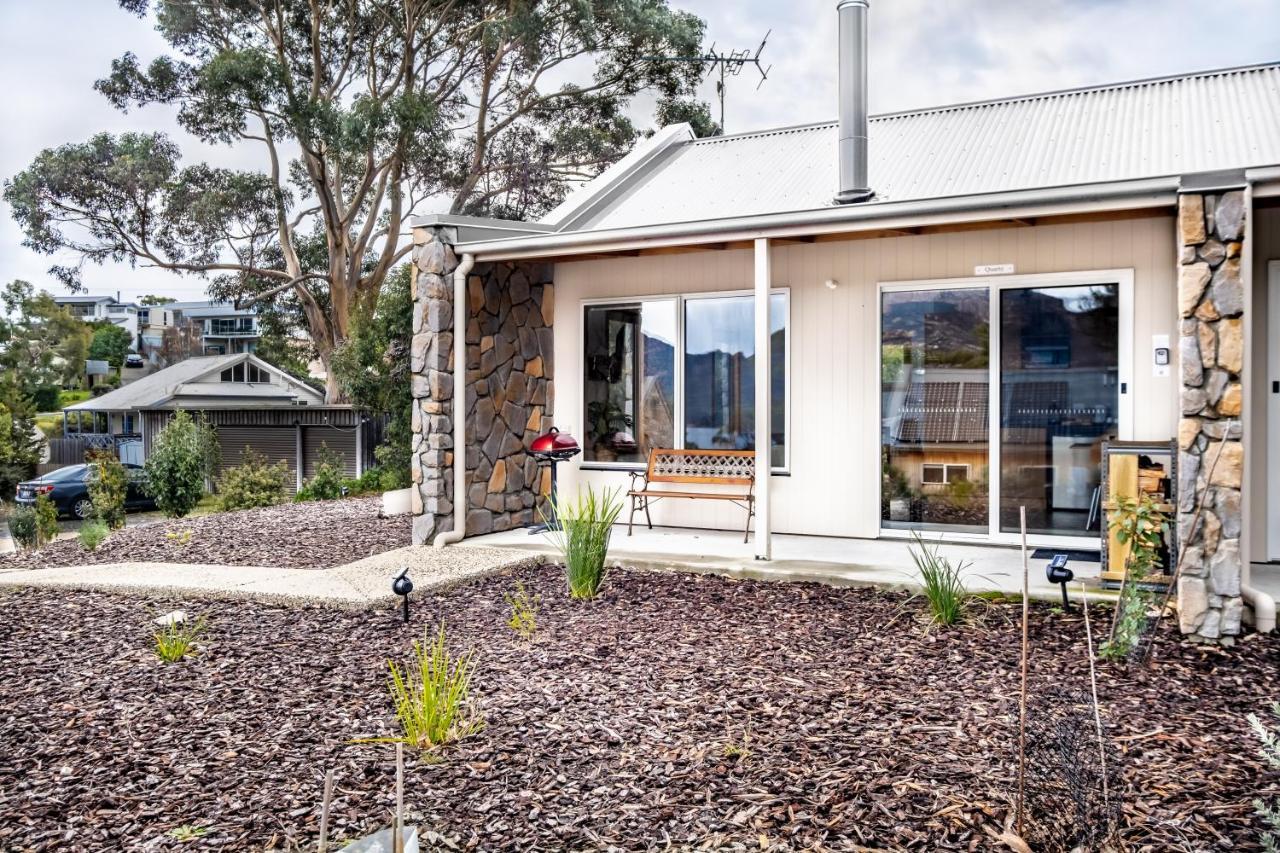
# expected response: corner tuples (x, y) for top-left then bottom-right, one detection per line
(545, 486), (623, 600)
(384, 624), (483, 751)
(78, 519), (110, 551)
(153, 616), (206, 663)
(908, 531), (971, 627)
(1248, 702), (1280, 851)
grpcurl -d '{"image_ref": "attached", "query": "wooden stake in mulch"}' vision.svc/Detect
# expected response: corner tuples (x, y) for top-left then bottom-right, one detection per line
(394, 742), (405, 853)
(1139, 421), (1234, 663)
(318, 769), (335, 853)
(1016, 505), (1030, 837)
(1078, 584), (1110, 816)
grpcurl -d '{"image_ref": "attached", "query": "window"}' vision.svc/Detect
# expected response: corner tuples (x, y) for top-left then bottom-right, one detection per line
(583, 291), (788, 469)
(921, 464), (970, 485)
(220, 363), (271, 383)
(583, 301), (676, 464)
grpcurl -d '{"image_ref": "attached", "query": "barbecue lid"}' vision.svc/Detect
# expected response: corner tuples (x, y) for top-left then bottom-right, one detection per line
(530, 427), (579, 453)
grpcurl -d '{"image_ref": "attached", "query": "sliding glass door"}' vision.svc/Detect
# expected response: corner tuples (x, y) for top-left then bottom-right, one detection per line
(998, 284), (1119, 536)
(881, 288), (990, 533)
(881, 274), (1127, 542)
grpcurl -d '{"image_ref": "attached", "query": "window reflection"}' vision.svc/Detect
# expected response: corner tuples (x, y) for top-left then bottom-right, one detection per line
(881, 289), (990, 533)
(582, 302), (676, 463)
(683, 294), (787, 468)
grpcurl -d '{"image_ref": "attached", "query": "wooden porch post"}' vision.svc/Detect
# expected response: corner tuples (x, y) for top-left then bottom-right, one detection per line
(754, 237), (772, 561)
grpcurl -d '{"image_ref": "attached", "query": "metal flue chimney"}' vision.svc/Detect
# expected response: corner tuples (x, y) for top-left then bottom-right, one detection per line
(834, 0), (872, 203)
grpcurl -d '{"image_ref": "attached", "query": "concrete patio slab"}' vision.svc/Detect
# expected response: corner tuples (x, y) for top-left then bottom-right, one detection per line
(0, 546), (538, 608)
(466, 524), (1121, 604)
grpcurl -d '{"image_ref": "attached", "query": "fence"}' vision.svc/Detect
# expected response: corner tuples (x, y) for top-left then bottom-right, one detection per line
(47, 434), (141, 467)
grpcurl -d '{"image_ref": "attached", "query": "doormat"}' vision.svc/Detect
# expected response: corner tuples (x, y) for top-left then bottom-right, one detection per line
(1031, 548), (1100, 563)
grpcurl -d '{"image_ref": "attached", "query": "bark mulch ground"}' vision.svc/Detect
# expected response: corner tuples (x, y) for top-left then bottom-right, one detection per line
(0, 565), (1275, 852)
(0, 497), (410, 570)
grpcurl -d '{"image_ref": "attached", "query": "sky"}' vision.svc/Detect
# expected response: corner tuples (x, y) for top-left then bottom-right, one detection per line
(0, 0), (1277, 304)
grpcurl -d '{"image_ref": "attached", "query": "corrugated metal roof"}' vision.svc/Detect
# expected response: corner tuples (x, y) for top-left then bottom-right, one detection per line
(563, 63), (1280, 232)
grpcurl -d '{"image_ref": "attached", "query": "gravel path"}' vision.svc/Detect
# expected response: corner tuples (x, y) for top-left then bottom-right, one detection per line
(0, 497), (410, 571)
(0, 567), (1274, 851)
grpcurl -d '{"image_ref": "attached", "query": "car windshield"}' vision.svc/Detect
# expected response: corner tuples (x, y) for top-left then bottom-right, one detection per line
(41, 465), (87, 482)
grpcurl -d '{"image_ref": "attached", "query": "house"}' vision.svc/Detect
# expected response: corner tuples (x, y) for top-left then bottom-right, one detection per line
(60, 353), (374, 489)
(53, 294), (140, 340)
(137, 300), (261, 363)
(403, 2), (1280, 643)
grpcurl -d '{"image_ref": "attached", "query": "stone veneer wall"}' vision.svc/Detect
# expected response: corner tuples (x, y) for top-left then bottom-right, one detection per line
(1175, 190), (1246, 643)
(409, 224), (554, 545)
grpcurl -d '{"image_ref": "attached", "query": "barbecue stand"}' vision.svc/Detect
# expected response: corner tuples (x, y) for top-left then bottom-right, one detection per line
(527, 427), (581, 534)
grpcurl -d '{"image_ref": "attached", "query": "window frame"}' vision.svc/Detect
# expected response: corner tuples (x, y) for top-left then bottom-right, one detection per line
(579, 287), (791, 474)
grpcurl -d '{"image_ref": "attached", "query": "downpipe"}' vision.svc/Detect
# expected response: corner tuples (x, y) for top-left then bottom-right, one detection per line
(1242, 569), (1277, 633)
(433, 252), (476, 548)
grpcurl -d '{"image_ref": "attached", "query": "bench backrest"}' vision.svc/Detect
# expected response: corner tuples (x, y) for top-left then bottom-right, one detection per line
(645, 448), (755, 485)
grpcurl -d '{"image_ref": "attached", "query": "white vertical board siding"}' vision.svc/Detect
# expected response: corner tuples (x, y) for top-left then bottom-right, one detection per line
(553, 216), (1177, 539)
(1249, 206), (1280, 560)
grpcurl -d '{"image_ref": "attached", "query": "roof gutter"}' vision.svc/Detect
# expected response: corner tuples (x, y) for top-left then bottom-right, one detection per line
(459, 176), (1181, 261)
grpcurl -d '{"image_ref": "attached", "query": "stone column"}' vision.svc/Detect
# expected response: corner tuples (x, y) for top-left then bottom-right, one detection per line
(410, 224), (459, 546)
(410, 225), (555, 545)
(1175, 190), (1246, 642)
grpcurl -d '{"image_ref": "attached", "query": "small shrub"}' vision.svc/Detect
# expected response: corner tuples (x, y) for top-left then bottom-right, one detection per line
(217, 447), (290, 511)
(30, 384), (61, 412)
(908, 531), (971, 627)
(169, 825), (209, 841)
(544, 486), (624, 600)
(165, 529), (193, 548)
(87, 450), (127, 529)
(505, 581), (539, 641)
(78, 519), (110, 551)
(144, 410), (218, 518)
(341, 467), (387, 497)
(1248, 702), (1280, 851)
(1100, 493), (1167, 661)
(34, 494), (59, 545)
(153, 616), (206, 663)
(386, 624), (483, 751)
(296, 443), (346, 502)
(9, 505), (39, 550)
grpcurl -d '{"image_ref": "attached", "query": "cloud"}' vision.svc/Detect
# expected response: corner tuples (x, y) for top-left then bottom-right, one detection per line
(2, 0), (1277, 301)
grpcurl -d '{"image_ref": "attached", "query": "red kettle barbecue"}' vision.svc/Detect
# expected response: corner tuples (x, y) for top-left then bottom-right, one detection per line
(527, 427), (581, 533)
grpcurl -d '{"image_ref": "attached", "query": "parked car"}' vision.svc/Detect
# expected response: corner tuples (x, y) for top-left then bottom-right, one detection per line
(14, 463), (156, 520)
(124, 353), (145, 368)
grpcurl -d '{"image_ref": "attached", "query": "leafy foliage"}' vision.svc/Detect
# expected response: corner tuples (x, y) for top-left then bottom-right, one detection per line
(1100, 493), (1167, 661)
(87, 450), (128, 529)
(216, 447), (289, 511)
(153, 615), (206, 663)
(330, 263), (411, 487)
(0, 280), (91, 393)
(545, 486), (624, 600)
(385, 624), (483, 751)
(296, 444), (346, 502)
(908, 532), (971, 627)
(505, 581), (540, 642)
(5, 1), (710, 400)
(0, 389), (43, 499)
(1249, 702), (1280, 853)
(9, 506), (39, 550)
(34, 494), (59, 546)
(88, 324), (134, 368)
(79, 519), (111, 551)
(144, 410), (218, 517)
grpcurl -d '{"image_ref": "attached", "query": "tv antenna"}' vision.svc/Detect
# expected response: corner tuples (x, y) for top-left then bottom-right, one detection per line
(644, 31), (771, 134)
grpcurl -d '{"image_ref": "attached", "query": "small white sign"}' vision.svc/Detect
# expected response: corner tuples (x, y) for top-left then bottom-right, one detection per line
(974, 263), (1015, 276)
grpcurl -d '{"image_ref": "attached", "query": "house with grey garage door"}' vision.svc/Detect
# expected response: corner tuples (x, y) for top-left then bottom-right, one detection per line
(403, 0), (1280, 644)
(61, 353), (376, 491)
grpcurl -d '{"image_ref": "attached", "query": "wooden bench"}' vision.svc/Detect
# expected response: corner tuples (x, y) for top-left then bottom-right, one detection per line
(627, 449), (756, 542)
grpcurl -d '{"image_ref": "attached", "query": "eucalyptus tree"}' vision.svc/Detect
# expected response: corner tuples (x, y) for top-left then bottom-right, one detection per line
(5, 0), (707, 400)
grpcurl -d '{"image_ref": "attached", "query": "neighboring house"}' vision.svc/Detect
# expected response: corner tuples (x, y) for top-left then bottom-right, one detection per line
(53, 294), (140, 340)
(59, 353), (373, 490)
(166, 300), (261, 356)
(137, 300), (261, 363)
(403, 4), (1280, 642)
